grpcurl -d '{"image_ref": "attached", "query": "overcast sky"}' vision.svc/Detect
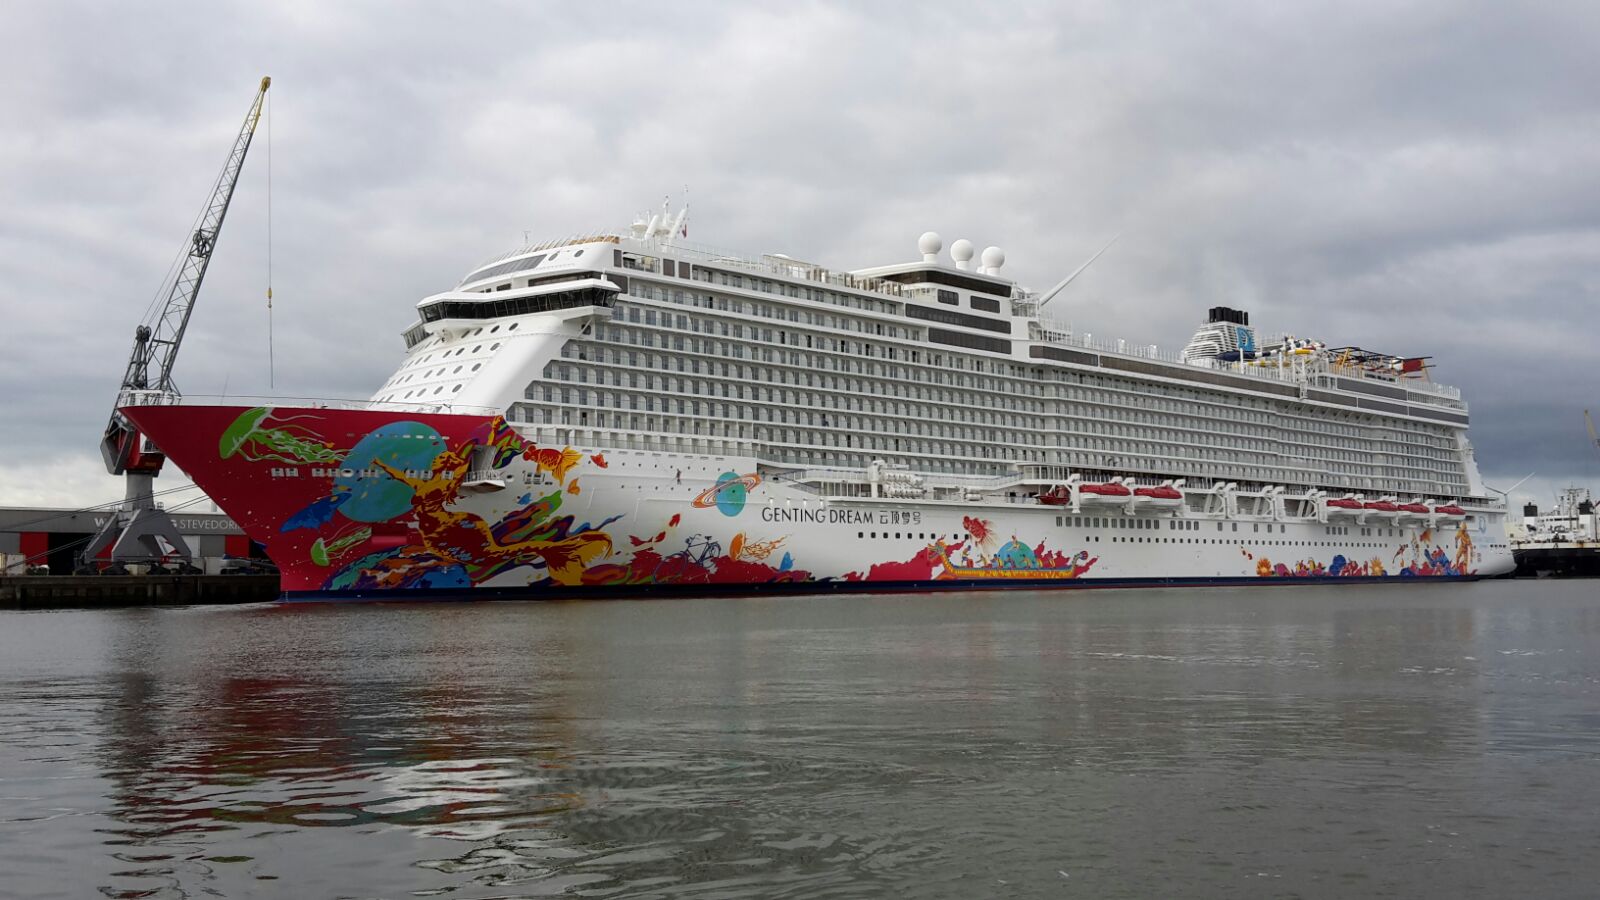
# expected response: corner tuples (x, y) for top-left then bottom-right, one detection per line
(2, 1), (1596, 511)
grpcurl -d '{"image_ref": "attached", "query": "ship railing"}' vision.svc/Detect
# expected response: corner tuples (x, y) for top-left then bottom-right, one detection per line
(1328, 364), (1464, 401)
(1035, 317), (1174, 363)
(117, 389), (183, 407)
(518, 427), (753, 458)
(641, 238), (913, 301)
(466, 232), (623, 273)
(462, 468), (507, 486)
(770, 465), (1035, 493)
(117, 391), (502, 417)
(1033, 321), (1466, 400)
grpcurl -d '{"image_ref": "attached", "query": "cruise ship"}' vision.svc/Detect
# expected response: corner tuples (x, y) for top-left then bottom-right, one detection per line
(122, 208), (1515, 598)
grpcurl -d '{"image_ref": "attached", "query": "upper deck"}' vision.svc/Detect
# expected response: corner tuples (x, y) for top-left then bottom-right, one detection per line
(441, 225), (1468, 425)
(369, 213), (1487, 502)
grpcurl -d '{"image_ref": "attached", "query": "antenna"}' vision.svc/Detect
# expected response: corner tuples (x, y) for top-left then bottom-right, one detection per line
(1038, 234), (1120, 310)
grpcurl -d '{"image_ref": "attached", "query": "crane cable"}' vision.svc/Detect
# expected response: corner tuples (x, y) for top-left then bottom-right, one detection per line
(266, 88), (275, 390)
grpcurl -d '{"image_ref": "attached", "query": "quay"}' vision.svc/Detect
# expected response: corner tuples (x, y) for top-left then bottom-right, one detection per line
(0, 574), (279, 610)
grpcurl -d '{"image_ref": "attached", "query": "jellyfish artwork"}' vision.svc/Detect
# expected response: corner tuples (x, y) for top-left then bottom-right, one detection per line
(218, 407), (347, 465)
(310, 526), (374, 567)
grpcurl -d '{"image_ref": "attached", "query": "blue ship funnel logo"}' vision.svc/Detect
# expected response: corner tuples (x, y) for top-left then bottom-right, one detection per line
(1235, 326), (1255, 353)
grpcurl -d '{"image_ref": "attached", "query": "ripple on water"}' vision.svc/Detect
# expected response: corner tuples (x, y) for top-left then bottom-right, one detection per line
(2, 584), (1600, 898)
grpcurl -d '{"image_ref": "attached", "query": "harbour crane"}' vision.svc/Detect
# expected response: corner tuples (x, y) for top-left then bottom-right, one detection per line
(83, 77), (270, 568)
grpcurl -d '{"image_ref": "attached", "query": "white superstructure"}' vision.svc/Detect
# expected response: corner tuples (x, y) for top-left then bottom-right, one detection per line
(348, 208), (1513, 585)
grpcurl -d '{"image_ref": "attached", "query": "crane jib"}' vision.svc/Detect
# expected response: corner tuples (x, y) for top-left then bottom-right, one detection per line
(101, 77), (269, 478)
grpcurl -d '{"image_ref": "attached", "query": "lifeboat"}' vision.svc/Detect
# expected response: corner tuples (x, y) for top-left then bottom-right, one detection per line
(1132, 485), (1184, 508)
(1038, 485), (1072, 507)
(1076, 482), (1132, 505)
(1324, 497), (1363, 517)
(1433, 504), (1467, 520)
(1396, 502), (1431, 524)
(1363, 500), (1399, 520)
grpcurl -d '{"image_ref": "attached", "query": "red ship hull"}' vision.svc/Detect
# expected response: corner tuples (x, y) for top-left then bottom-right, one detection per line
(124, 403), (501, 594)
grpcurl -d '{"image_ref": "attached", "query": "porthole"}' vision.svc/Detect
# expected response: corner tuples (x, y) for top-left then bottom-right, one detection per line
(433, 386), (443, 395)
(453, 365), (462, 373)
(452, 384), (462, 393)
(471, 363), (481, 371)
(491, 342), (501, 350)
(508, 323), (519, 331)
(574, 249), (584, 257)
(472, 345), (482, 353)
(490, 326), (500, 333)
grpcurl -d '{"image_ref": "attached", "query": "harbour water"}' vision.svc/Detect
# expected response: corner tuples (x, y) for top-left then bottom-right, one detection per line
(3, 581), (1598, 898)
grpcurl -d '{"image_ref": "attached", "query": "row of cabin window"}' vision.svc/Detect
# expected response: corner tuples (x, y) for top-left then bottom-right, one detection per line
(625, 288), (1041, 379)
(623, 293), (1456, 462)
(935, 289), (1002, 314)
(523, 403), (1039, 465)
(633, 273), (1458, 456)
(628, 281), (912, 335)
(591, 320), (1049, 399)
(547, 356), (1048, 423)
(535, 372), (1464, 491)
(528, 373), (1466, 495)
(567, 297), (1462, 490)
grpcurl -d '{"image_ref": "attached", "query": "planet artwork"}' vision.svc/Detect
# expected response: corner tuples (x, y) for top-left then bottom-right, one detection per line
(333, 422), (447, 522)
(691, 471), (762, 517)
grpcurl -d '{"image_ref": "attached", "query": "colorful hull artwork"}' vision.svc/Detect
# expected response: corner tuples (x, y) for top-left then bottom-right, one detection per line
(1242, 524), (1479, 579)
(122, 404), (1490, 600)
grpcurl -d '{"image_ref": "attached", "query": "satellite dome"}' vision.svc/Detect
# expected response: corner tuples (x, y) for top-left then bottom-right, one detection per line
(918, 231), (943, 262)
(981, 246), (1005, 271)
(950, 239), (974, 270)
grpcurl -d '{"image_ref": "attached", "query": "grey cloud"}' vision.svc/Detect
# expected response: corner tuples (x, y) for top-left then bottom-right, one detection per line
(2, 0), (1597, 506)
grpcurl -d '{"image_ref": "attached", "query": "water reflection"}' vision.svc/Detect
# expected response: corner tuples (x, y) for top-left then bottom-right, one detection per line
(0, 583), (1595, 897)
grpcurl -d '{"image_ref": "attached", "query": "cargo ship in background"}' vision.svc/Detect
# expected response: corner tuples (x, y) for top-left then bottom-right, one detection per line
(121, 212), (1514, 598)
(1511, 488), (1599, 577)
